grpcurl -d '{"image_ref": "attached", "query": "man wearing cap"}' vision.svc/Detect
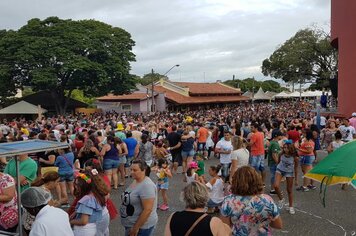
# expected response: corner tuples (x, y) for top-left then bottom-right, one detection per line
(21, 187), (73, 236)
(349, 112), (356, 130)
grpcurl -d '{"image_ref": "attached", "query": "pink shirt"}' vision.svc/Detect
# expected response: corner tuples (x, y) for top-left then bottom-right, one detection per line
(349, 117), (356, 130)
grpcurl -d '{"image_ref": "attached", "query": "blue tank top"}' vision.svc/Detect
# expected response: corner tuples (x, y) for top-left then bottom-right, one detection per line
(104, 144), (119, 160)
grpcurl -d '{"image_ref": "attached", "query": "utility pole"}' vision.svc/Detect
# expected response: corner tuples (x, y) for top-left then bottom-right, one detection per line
(146, 88), (149, 113)
(151, 69), (155, 113)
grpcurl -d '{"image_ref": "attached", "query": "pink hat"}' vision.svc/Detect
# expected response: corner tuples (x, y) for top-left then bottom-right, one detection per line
(188, 161), (198, 169)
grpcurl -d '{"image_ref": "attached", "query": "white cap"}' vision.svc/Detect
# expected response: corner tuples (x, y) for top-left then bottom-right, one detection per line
(352, 112), (356, 117)
(21, 187), (51, 208)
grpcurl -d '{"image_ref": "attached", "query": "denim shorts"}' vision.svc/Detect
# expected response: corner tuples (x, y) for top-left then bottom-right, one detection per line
(125, 156), (134, 168)
(276, 168), (294, 178)
(207, 199), (222, 208)
(119, 156), (127, 165)
(59, 173), (74, 182)
(300, 155), (315, 166)
(157, 181), (169, 190)
(125, 226), (154, 236)
(249, 155), (265, 172)
(181, 150), (195, 159)
(103, 159), (120, 170)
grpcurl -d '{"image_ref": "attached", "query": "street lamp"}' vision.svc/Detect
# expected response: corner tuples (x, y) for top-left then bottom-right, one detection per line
(163, 64), (180, 76)
(150, 64), (180, 113)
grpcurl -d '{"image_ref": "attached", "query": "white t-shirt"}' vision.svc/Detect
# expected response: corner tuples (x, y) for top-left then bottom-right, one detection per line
(339, 125), (356, 141)
(30, 205), (73, 236)
(313, 116), (326, 126)
(231, 148), (250, 168)
(206, 178), (224, 204)
(216, 139), (232, 164)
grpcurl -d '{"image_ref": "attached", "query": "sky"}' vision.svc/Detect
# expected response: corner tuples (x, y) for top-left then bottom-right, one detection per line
(0, 0), (331, 83)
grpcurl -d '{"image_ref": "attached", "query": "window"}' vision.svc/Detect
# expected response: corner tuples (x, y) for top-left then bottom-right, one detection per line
(121, 104), (132, 112)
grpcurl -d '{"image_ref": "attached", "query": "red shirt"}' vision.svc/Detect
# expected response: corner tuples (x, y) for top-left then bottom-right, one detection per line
(287, 130), (300, 143)
(250, 131), (265, 156)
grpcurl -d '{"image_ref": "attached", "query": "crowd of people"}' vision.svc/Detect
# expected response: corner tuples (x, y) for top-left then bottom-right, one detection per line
(0, 100), (355, 236)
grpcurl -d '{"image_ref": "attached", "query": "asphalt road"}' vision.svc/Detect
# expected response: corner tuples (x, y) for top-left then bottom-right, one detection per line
(109, 158), (356, 236)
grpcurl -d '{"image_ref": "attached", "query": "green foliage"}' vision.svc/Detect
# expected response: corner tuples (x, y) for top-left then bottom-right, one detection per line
(22, 87), (35, 97)
(224, 78), (284, 93)
(0, 17), (136, 114)
(262, 27), (337, 90)
(67, 89), (95, 105)
(136, 73), (168, 86)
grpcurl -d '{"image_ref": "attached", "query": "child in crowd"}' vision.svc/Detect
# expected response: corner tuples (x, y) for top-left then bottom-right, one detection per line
(155, 159), (172, 211)
(154, 142), (169, 161)
(195, 154), (205, 183)
(184, 161), (199, 184)
(70, 169), (109, 236)
(205, 164), (224, 214)
(274, 140), (299, 214)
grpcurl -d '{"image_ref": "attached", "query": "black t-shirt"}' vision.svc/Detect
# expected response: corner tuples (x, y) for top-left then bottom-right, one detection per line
(167, 132), (181, 151)
(170, 211), (213, 236)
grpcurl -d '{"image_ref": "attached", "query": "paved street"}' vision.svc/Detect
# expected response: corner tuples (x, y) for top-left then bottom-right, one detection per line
(109, 158), (356, 236)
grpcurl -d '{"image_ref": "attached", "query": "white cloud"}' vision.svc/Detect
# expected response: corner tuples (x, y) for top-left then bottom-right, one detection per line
(0, 0), (331, 82)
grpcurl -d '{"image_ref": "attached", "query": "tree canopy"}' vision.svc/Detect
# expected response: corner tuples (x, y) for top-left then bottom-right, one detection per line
(224, 77), (285, 93)
(0, 17), (136, 114)
(261, 28), (337, 90)
(135, 72), (168, 86)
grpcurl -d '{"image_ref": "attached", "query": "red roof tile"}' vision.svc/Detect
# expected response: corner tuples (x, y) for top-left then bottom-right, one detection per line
(97, 93), (149, 101)
(172, 82), (240, 95)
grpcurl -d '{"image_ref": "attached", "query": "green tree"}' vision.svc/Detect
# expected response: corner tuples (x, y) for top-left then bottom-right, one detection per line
(136, 72), (168, 86)
(224, 77), (284, 92)
(0, 17), (136, 114)
(262, 28), (337, 90)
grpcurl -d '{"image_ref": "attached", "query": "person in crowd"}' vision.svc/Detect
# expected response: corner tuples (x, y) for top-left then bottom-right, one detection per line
(249, 123), (266, 183)
(230, 136), (249, 183)
(77, 139), (100, 168)
(164, 181), (231, 236)
(167, 125), (182, 174)
(5, 153), (37, 193)
(0, 170), (18, 233)
(21, 187), (74, 236)
(120, 160), (157, 236)
(327, 130), (344, 153)
(321, 121), (338, 149)
(70, 169), (109, 236)
(155, 158), (172, 211)
(184, 161), (199, 184)
(274, 140), (299, 214)
(136, 134), (155, 167)
(296, 130), (316, 192)
(267, 131), (283, 194)
(205, 164), (224, 214)
(339, 118), (356, 142)
(124, 131), (138, 178)
(215, 130), (233, 181)
(181, 130), (196, 174)
(100, 135), (121, 189)
(116, 137), (128, 187)
(196, 123), (209, 156)
(195, 154), (205, 183)
(31, 171), (61, 207)
(54, 147), (75, 206)
(220, 166), (282, 235)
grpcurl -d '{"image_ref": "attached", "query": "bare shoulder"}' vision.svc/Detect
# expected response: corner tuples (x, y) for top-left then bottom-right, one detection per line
(210, 216), (231, 236)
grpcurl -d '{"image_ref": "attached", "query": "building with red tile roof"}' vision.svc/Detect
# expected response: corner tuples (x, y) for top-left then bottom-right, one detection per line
(95, 79), (250, 113)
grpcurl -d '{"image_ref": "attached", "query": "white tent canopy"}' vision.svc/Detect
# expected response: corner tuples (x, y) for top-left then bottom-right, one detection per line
(274, 90), (329, 98)
(253, 87), (271, 100)
(0, 100), (47, 114)
(274, 91), (291, 98)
